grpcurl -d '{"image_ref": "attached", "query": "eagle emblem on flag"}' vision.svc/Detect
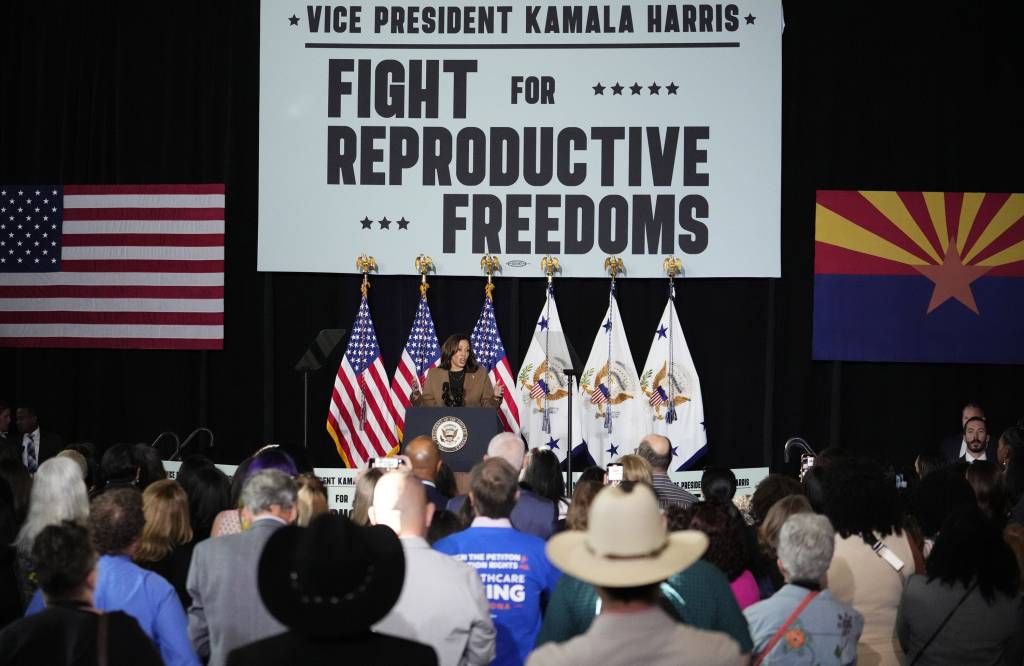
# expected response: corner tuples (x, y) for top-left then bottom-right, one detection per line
(640, 363), (691, 421)
(581, 362), (633, 420)
(519, 360), (569, 409)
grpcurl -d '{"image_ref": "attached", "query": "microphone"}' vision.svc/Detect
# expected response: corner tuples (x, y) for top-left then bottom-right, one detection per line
(562, 368), (576, 377)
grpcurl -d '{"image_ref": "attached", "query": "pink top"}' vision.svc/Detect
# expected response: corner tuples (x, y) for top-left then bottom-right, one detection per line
(730, 569), (761, 610)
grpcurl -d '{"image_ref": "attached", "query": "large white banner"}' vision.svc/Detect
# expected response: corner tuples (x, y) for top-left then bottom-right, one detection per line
(258, 1), (782, 277)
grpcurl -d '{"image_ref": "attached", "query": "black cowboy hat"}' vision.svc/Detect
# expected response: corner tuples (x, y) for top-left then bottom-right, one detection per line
(257, 512), (405, 637)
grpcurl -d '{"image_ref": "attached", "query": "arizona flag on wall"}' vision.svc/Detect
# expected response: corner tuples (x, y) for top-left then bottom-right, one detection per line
(813, 190), (1024, 364)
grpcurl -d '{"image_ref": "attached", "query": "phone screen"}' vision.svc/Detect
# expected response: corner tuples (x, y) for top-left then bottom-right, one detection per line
(370, 457), (401, 470)
(607, 463), (624, 482)
(799, 454), (815, 479)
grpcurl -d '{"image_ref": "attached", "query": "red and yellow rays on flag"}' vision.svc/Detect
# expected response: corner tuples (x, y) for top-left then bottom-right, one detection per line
(815, 191), (1024, 314)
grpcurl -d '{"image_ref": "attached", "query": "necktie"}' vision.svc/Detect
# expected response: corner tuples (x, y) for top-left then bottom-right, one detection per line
(25, 433), (37, 474)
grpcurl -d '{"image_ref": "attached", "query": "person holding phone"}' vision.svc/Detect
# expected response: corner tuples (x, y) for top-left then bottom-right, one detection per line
(412, 335), (502, 408)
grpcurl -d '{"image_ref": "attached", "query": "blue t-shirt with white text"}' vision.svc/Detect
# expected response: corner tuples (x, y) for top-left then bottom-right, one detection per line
(434, 525), (560, 666)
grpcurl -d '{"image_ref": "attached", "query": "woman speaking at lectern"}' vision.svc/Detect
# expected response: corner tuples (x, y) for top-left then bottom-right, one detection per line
(412, 334), (503, 408)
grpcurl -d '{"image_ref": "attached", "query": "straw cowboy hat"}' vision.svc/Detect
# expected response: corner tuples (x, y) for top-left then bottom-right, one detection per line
(546, 483), (708, 587)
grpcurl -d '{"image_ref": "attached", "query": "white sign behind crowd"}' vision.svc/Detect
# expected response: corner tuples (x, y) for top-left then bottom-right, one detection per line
(258, 1), (782, 277)
(163, 461), (768, 515)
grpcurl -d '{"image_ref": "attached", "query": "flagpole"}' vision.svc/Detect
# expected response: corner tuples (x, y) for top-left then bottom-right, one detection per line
(663, 257), (682, 423)
(355, 254), (377, 430)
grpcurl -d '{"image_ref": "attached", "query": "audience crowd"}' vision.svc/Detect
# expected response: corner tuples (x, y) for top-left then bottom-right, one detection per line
(0, 399), (1022, 665)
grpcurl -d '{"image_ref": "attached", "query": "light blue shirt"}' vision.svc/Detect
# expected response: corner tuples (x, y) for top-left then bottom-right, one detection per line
(27, 554), (199, 666)
(743, 584), (863, 665)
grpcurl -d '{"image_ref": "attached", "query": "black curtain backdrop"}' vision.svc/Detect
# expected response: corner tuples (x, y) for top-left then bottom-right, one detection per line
(2, 2), (1021, 469)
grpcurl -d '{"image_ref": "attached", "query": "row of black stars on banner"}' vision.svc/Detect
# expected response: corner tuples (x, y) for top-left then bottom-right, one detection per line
(360, 217), (411, 230)
(595, 82), (680, 95)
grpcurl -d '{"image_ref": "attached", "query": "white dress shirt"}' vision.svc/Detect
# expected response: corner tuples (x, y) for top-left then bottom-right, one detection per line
(22, 427), (41, 469)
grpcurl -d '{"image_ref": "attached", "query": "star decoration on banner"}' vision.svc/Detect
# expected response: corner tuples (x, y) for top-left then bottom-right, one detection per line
(630, 82), (642, 95)
(538, 316), (549, 331)
(671, 445), (679, 458)
(546, 436), (560, 450)
(656, 324), (668, 339)
(611, 82), (623, 95)
(397, 217), (410, 230)
(648, 82), (661, 95)
(744, 13), (756, 24)
(606, 443), (619, 457)
(602, 319), (613, 333)
(913, 244), (991, 315)
(360, 217), (373, 229)
(289, 14), (300, 25)
(666, 82), (679, 95)
(592, 82), (605, 95)
(378, 217), (391, 229)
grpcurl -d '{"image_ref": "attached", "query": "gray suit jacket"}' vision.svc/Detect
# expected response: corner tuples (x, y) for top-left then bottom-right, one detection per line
(186, 518), (288, 666)
(374, 536), (495, 665)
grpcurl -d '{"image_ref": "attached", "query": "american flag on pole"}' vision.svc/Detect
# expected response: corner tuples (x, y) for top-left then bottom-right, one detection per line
(326, 295), (398, 467)
(390, 294), (440, 439)
(470, 291), (521, 433)
(0, 184), (224, 349)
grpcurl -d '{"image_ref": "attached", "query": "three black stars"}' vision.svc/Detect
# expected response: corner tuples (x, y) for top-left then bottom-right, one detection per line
(359, 216), (411, 230)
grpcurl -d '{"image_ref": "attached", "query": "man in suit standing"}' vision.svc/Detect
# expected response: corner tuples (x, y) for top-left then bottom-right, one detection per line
(940, 402), (997, 463)
(371, 469), (496, 665)
(187, 469), (298, 666)
(405, 435), (450, 510)
(447, 433), (558, 540)
(14, 405), (63, 474)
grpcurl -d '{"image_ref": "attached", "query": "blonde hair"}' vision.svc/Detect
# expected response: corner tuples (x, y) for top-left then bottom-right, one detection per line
(618, 454), (653, 486)
(296, 473), (329, 526)
(757, 494), (813, 557)
(351, 468), (385, 526)
(135, 479), (192, 563)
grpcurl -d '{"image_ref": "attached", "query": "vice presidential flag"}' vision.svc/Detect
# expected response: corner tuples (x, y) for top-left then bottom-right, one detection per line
(579, 283), (649, 467)
(327, 296), (398, 467)
(515, 284), (583, 461)
(0, 184), (224, 349)
(814, 190), (1024, 364)
(471, 291), (521, 433)
(640, 284), (707, 470)
(390, 294), (440, 439)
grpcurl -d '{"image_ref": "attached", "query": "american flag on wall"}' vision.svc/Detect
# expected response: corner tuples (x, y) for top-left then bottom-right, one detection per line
(389, 294), (440, 439)
(471, 291), (521, 433)
(0, 184), (224, 349)
(327, 295), (398, 467)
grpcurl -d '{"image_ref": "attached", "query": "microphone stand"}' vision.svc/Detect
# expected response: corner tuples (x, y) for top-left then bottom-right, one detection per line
(783, 437), (815, 464)
(171, 427), (215, 461)
(563, 368), (576, 496)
